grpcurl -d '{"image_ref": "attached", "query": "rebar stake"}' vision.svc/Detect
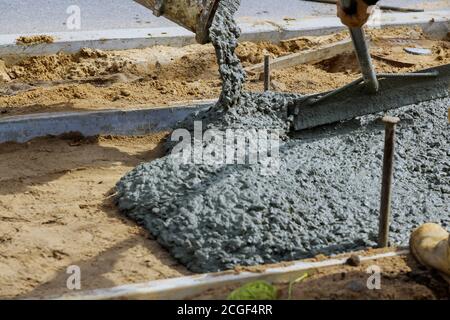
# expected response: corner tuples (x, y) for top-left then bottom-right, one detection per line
(264, 55), (270, 92)
(378, 116), (400, 248)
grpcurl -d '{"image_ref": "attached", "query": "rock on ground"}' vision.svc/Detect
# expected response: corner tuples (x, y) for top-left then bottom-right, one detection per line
(0, 60), (11, 82)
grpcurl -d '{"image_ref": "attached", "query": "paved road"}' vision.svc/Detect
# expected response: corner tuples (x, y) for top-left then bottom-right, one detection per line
(0, 0), (447, 35)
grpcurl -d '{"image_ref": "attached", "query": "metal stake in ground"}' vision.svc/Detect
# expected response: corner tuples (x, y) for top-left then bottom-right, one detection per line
(378, 116), (400, 248)
(264, 55), (271, 92)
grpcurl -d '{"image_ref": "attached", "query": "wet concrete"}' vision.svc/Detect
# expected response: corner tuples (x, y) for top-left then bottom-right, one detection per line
(116, 0), (449, 272)
(209, 0), (246, 109)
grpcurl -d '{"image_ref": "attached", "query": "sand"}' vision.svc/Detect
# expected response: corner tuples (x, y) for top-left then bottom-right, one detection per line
(278, 253), (449, 300)
(189, 252), (450, 300)
(16, 35), (54, 46)
(0, 133), (189, 298)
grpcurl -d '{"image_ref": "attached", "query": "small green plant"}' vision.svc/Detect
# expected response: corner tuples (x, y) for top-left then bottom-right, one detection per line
(287, 273), (308, 300)
(227, 280), (278, 300)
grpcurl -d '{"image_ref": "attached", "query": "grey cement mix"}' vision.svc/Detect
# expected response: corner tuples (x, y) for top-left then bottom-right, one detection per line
(209, 0), (246, 110)
(116, 0), (450, 272)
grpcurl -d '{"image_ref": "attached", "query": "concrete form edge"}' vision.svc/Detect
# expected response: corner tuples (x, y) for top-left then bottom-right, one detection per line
(0, 11), (448, 59)
(48, 249), (410, 300)
(0, 101), (215, 143)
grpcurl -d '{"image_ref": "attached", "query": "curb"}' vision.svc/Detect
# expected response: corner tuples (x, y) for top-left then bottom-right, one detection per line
(0, 11), (448, 60)
(0, 101), (214, 144)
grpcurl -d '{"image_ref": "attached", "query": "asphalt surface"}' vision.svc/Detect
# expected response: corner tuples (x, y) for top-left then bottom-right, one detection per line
(0, 0), (447, 35)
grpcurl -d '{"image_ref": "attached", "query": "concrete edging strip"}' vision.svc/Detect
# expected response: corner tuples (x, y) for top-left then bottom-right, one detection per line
(50, 249), (409, 300)
(0, 101), (214, 143)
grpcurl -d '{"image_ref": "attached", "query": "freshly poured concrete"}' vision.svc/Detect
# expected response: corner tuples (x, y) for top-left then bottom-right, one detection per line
(209, 0), (246, 109)
(116, 0), (449, 272)
(117, 95), (449, 272)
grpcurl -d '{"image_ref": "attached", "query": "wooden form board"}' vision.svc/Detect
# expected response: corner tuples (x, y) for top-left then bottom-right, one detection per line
(245, 38), (354, 76)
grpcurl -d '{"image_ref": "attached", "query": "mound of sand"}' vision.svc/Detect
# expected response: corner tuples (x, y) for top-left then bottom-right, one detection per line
(7, 49), (131, 82)
(16, 35), (54, 45)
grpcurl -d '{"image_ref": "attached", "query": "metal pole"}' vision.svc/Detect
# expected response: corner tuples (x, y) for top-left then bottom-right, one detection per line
(338, 0), (379, 93)
(378, 116), (400, 248)
(264, 55), (270, 92)
(348, 27), (379, 93)
(377, 70), (439, 78)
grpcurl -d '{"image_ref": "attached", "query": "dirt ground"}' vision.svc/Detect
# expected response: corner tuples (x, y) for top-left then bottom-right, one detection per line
(0, 133), (190, 299)
(16, 35), (54, 46)
(191, 251), (450, 300)
(279, 254), (450, 300)
(0, 27), (448, 117)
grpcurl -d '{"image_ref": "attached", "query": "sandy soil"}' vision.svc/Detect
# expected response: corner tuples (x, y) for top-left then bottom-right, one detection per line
(190, 251), (450, 300)
(279, 254), (450, 300)
(0, 27), (448, 118)
(16, 35), (54, 46)
(0, 133), (190, 299)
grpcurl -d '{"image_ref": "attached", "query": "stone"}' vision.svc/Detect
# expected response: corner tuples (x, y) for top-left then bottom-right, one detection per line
(0, 60), (11, 82)
(270, 80), (287, 92)
(346, 255), (361, 267)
